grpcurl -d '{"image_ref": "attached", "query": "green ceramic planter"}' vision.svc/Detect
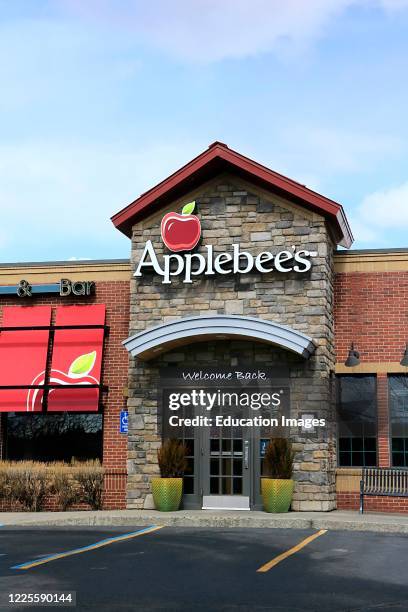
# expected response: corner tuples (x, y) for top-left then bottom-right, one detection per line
(261, 478), (294, 513)
(151, 477), (183, 511)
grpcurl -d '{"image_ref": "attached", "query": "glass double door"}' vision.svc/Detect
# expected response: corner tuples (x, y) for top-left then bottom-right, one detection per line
(161, 367), (289, 510)
(201, 406), (251, 510)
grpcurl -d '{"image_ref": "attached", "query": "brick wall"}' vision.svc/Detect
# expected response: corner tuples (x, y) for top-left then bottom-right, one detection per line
(334, 271), (408, 363)
(377, 374), (390, 468)
(337, 492), (408, 513)
(0, 279), (130, 510)
(334, 269), (408, 513)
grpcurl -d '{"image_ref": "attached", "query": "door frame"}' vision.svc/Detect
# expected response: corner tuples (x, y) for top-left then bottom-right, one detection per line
(159, 367), (290, 510)
(201, 418), (251, 509)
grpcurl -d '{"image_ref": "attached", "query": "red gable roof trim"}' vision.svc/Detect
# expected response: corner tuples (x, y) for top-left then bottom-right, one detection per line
(111, 142), (353, 248)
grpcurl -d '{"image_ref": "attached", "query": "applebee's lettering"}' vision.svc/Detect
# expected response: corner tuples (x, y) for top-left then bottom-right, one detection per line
(134, 241), (317, 284)
(134, 200), (317, 284)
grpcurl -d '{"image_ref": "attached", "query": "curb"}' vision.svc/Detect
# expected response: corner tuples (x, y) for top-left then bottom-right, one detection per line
(2, 511), (408, 534)
(311, 518), (408, 534)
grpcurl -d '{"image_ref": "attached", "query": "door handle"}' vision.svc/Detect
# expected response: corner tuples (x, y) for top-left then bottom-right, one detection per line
(244, 440), (249, 469)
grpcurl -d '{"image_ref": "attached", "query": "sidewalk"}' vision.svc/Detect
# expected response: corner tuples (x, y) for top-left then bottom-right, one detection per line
(2, 509), (408, 534)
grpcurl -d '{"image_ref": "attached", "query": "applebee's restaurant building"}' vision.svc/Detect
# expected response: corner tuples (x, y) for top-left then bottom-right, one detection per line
(1, 142), (408, 513)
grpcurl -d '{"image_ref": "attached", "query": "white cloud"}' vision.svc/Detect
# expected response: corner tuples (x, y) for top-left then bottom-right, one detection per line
(297, 128), (402, 173)
(263, 125), (403, 181)
(347, 216), (378, 242)
(62, 0), (408, 62)
(360, 182), (408, 228)
(351, 181), (408, 243)
(380, 0), (408, 10)
(0, 139), (203, 261)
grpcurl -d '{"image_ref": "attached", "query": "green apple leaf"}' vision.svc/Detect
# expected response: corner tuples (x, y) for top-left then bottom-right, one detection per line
(69, 351), (97, 376)
(182, 201), (195, 215)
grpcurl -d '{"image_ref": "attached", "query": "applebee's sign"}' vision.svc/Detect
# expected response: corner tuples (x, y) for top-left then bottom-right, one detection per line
(161, 201), (201, 252)
(134, 201), (317, 284)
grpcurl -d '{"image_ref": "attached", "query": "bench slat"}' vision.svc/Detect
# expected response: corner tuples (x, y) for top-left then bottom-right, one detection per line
(362, 467), (408, 496)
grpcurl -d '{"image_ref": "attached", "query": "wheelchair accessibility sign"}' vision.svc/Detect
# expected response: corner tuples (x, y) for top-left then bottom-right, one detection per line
(120, 411), (128, 434)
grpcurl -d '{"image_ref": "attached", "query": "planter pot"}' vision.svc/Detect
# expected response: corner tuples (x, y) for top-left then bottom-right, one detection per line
(261, 478), (294, 513)
(151, 477), (183, 512)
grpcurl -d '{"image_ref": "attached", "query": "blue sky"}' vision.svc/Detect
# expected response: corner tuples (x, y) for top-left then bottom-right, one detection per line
(1, 0), (408, 262)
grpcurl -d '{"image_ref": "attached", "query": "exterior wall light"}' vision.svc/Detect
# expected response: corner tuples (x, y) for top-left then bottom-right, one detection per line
(345, 343), (360, 367)
(400, 344), (408, 366)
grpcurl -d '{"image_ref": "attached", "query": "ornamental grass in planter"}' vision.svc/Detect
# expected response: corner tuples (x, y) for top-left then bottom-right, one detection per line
(261, 438), (295, 513)
(152, 439), (188, 512)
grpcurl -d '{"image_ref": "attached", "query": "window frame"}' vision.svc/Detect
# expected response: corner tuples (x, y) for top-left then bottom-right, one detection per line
(336, 374), (378, 468)
(388, 374), (408, 468)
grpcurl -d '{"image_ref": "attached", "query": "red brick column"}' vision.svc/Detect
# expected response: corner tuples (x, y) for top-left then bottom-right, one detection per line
(98, 281), (130, 509)
(377, 373), (390, 467)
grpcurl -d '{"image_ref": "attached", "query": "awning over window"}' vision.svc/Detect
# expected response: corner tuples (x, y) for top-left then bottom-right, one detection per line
(0, 304), (106, 413)
(0, 306), (51, 412)
(47, 305), (106, 412)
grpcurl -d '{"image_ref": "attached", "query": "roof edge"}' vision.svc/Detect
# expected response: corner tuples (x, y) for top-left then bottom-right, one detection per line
(111, 142), (353, 248)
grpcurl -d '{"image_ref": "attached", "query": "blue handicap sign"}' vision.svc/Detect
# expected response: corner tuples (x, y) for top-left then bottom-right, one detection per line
(260, 439), (269, 457)
(120, 411), (128, 434)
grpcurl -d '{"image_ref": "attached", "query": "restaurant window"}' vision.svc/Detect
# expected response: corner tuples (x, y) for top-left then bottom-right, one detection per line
(389, 375), (408, 467)
(336, 375), (377, 467)
(1, 413), (103, 462)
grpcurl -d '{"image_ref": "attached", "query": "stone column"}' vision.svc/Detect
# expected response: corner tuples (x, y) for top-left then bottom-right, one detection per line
(126, 176), (337, 511)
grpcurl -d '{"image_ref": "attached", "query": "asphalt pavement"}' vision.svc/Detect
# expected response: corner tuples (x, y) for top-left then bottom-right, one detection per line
(0, 525), (407, 611)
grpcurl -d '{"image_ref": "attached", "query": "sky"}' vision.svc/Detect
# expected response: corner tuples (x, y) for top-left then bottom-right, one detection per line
(1, 0), (408, 262)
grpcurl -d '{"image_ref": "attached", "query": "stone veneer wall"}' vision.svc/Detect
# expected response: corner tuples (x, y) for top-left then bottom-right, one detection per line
(127, 174), (337, 511)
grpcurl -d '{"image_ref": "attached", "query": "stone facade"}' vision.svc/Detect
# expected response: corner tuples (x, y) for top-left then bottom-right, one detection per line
(127, 173), (337, 511)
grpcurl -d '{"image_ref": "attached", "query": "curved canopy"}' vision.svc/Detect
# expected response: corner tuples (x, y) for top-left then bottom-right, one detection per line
(123, 315), (316, 361)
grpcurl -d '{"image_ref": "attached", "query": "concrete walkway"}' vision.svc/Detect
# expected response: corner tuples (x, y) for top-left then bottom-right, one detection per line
(2, 509), (408, 534)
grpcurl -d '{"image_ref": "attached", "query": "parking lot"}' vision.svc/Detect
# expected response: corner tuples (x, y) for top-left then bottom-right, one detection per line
(0, 525), (407, 611)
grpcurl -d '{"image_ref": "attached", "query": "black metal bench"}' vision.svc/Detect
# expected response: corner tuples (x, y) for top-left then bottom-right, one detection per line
(360, 467), (408, 513)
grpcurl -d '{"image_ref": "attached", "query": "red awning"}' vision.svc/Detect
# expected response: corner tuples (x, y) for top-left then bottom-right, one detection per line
(47, 305), (106, 412)
(0, 306), (51, 412)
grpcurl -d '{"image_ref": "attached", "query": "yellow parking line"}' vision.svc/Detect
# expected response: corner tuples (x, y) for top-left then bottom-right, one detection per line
(12, 525), (164, 570)
(257, 529), (328, 573)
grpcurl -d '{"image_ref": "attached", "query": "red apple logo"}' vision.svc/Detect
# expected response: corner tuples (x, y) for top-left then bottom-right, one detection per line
(161, 201), (201, 252)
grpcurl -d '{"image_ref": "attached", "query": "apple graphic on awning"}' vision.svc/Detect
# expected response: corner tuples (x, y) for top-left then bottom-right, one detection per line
(161, 201), (201, 252)
(27, 350), (100, 412)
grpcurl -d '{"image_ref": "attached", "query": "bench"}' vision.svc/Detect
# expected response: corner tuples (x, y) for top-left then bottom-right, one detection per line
(360, 467), (408, 513)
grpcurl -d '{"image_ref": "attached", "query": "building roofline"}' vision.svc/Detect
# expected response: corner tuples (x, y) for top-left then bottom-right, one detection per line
(2, 249), (408, 269)
(0, 259), (130, 268)
(111, 141), (353, 248)
(335, 247), (408, 255)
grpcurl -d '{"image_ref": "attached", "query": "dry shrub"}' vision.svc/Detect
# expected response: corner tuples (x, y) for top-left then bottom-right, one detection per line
(0, 460), (105, 511)
(72, 460), (104, 510)
(51, 465), (79, 511)
(0, 461), (54, 511)
(0, 465), (12, 501)
(157, 439), (188, 478)
(263, 438), (295, 479)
